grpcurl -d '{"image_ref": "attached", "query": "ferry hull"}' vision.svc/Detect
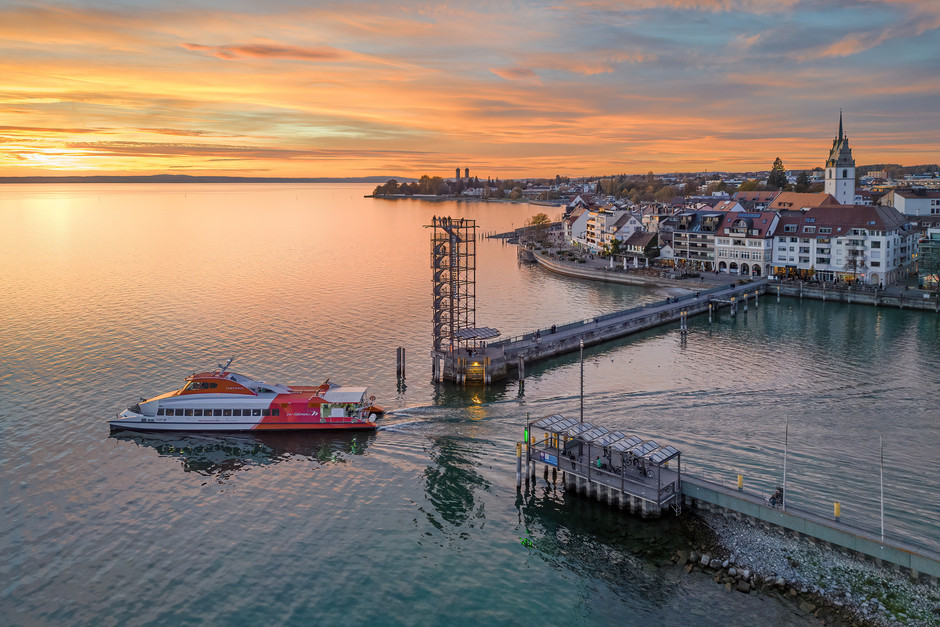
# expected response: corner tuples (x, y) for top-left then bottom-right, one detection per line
(109, 416), (377, 432)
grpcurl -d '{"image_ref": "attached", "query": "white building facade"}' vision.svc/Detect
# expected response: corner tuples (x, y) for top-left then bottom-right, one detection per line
(714, 211), (779, 276)
(771, 205), (916, 285)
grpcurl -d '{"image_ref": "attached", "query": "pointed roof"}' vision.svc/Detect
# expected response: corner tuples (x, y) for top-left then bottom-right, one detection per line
(827, 112), (855, 169)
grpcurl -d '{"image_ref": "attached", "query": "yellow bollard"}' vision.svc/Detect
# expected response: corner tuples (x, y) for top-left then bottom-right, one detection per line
(516, 442), (521, 458)
(834, 502), (841, 520)
(737, 474), (743, 490)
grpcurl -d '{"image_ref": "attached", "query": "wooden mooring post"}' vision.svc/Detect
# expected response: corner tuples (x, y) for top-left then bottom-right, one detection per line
(396, 347), (406, 379)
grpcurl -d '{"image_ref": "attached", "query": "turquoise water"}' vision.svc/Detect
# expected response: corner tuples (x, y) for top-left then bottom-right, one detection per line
(1, 184), (937, 625)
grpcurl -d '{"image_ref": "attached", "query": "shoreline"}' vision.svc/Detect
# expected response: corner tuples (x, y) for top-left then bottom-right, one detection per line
(683, 511), (940, 626)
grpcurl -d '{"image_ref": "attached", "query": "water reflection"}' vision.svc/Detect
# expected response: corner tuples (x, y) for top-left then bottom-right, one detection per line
(110, 429), (375, 477)
(431, 379), (511, 407)
(517, 482), (699, 610)
(422, 436), (491, 528)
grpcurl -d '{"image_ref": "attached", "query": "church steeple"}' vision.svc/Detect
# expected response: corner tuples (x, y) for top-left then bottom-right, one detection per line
(825, 111), (855, 205)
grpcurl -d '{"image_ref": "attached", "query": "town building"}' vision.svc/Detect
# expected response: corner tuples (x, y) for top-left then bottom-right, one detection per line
(732, 190), (780, 211)
(824, 113), (856, 205)
(672, 211), (722, 271)
(918, 228), (940, 290)
(771, 205), (916, 284)
(714, 211), (779, 276)
(884, 189), (940, 218)
(622, 231), (659, 267)
(563, 206), (590, 246)
(768, 191), (839, 212)
(711, 200), (745, 212)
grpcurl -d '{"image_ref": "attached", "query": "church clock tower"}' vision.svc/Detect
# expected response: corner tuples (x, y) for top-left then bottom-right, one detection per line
(825, 111), (856, 205)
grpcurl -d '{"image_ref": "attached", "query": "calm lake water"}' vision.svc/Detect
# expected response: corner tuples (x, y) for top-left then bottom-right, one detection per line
(1, 184), (937, 625)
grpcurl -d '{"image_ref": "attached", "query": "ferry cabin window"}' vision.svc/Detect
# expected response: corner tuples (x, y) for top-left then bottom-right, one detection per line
(213, 409), (223, 416)
(272, 409), (280, 417)
(262, 409), (271, 416)
(194, 409), (203, 416)
(233, 409), (242, 416)
(223, 409), (232, 416)
(157, 408), (165, 416)
(175, 409), (185, 416)
(184, 409), (193, 416)
(183, 381), (218, 391)
(252, 409), (261, 416)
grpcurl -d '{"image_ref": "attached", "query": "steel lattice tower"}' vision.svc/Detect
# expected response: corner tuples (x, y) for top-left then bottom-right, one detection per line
(428, 216), (476, 355)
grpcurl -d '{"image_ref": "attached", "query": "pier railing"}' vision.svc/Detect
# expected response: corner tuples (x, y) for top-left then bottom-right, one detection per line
(491, 282), (737, 347)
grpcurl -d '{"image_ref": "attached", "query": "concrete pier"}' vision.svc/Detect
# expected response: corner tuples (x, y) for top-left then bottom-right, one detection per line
(480, 279), (767, 382)
(681, 476), (940, 584)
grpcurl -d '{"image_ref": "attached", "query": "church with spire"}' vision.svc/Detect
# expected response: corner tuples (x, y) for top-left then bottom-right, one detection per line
(825, 112), (856, 205)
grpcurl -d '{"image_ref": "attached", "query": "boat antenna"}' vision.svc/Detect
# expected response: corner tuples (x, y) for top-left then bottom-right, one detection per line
(218, 356), (235, 374)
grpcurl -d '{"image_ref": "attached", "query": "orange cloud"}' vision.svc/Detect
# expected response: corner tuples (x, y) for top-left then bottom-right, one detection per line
(489, 67), (540, 82)
(181, 43), (347, 61)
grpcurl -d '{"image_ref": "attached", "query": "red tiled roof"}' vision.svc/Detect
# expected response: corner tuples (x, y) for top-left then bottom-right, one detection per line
(768, 192), (839, 211)
(732, 191), (780, 202)
(718, 211), (778, 238)
(780, 204), (909, 237)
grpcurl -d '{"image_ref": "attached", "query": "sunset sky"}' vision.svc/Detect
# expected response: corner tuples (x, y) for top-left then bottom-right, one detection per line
(2, 0), (938, 178)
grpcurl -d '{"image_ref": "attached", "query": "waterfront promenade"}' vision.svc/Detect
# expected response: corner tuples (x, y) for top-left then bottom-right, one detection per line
(527, 246), (939, 312)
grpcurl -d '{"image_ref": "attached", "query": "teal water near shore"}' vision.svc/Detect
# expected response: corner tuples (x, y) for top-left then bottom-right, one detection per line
(1, 184), (937, 624)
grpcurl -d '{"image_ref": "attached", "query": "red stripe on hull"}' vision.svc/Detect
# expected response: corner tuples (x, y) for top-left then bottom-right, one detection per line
(251, 422), (376, 431)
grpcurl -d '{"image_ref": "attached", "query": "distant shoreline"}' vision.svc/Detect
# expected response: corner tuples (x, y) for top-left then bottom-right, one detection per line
(0, 175), (408, 184)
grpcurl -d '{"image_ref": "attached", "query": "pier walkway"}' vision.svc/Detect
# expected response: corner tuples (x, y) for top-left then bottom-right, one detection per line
(471, 278), (768, 381)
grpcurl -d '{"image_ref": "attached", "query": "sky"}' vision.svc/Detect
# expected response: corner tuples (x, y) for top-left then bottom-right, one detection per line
(1, 0), (938, 179)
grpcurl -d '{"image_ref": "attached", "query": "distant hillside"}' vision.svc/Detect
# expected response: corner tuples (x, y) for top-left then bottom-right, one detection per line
(0, 174), (411, 184)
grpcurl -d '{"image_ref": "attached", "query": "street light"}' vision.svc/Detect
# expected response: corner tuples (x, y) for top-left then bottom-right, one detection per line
(579, 338), (584, 423)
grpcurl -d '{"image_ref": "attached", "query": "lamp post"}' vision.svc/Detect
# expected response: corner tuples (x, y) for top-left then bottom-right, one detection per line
(579, 338), (584, 423)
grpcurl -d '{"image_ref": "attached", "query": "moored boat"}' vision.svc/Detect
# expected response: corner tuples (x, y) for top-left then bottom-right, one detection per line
(110, 359), (381, 432)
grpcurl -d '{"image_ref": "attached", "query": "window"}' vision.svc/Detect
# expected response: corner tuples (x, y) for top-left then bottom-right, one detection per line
(799, 247), (810, 253)
(790, 237), (798, 243)
(805, 217), (815, 223)
(262, 409), (271, 416)
(175, 409), (184, 416)
(214, 409), (223, 416)
(799, 257), (810, 263)
(819, 228), (832, 234)
(157, 408), (166, 416)
(843, 169), (847, 178)
(194, 409), (203, 417)
(223, 409), (232, 416)
(871, 261), (881, 267)
(804, 226), (815, 233)
(272, 409), (280, 417)
(253, 409), (262, 417)
(233, 409), (242, 416)
(784, 224), (797, 232)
